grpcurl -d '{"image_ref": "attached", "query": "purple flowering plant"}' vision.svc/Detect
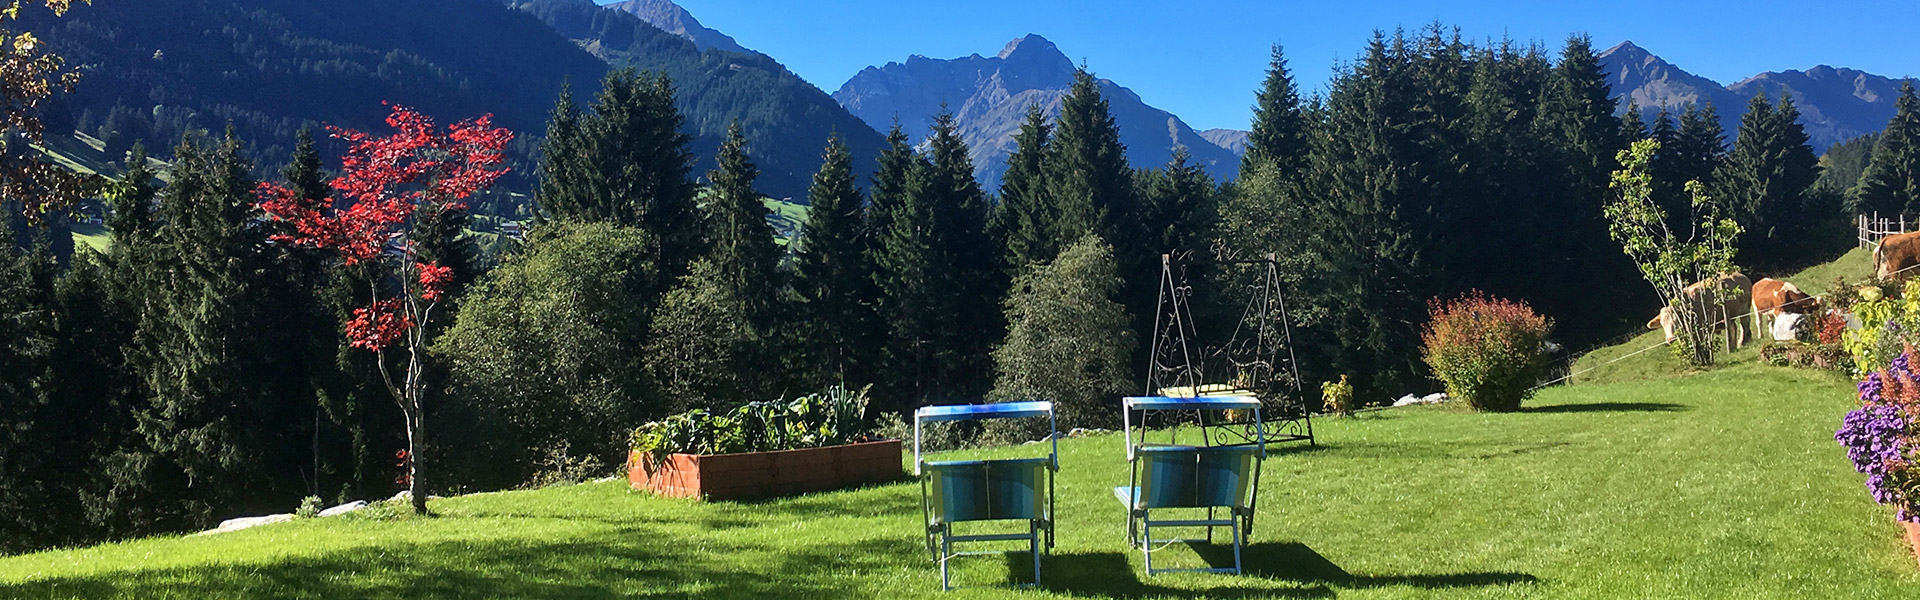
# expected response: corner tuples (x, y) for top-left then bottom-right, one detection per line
(1837, 348), (1920, 521)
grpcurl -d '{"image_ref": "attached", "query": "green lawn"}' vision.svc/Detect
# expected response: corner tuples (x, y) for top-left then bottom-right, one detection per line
(2, 363), (1914, 598)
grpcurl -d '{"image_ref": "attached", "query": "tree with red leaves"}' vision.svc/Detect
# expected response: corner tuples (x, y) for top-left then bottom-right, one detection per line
(257, 104), (511, 514)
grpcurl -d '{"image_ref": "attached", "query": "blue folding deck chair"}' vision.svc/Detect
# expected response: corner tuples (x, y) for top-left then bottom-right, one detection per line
(914, 401), (1057, 590)
(1115, 395), (1265, 575)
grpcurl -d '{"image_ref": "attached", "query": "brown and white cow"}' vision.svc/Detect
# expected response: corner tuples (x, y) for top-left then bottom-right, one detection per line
(1875, 231), (1920, 281)
(1751, 277), (1818, 339)
(1646, 272), (1755, 350)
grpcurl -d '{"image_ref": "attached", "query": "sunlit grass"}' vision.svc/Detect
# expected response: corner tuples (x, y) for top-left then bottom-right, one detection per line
(2, 362), (1912, 598)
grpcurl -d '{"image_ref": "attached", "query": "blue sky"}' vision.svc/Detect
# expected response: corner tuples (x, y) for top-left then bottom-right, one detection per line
(601, 1), (1919, 132)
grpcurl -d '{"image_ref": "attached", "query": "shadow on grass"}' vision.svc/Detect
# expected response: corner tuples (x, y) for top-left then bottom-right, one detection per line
(1523, 402), (1688, 414)
(1022, 542), (1536, 598)
(1195, 542), (1540, 589)
(0, 524), (924, 599)
(1035, 552), (1334, 598)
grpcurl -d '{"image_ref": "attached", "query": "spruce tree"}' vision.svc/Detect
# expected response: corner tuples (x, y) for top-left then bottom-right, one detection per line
(1718, 90), (1821, 270)
(125, 134), (276, 528)
(105, 144), (158, 242)
(1047, 69), (1134, 245)
(1243, 44), (1308, 176)
(1532, 34), (1637, 334)
(1857, 81), (1920, 217)
(535, 70), (701, 291)
(920, 109), (998, 399)
(793, 135), (879, 387)
(702, 121), (782, 332)
(1135, 149), (1219, 256)
(1675, 103), (1727, 189)
(1622, 101), (1647, 141)
(997, 105), (1056, 271)
(871, 136), (938, 407)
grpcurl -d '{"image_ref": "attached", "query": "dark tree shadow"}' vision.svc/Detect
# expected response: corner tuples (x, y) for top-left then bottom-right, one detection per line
(1194, 542), (1540, 589)
(1031, 551), (1335, 599)
(1523, 402), (1687, 414)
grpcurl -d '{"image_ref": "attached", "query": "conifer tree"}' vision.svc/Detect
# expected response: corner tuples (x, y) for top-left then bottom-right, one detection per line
(702, 121), (782, 332)
(871, 132), (938, 407)
(1857, 81), (1920, 217)
(1718, 90), (1821, 270)
(1243, 44), (1308, 176)
(1135, 149), (1218, 256)
(1672, 103), (1728, 197)
(793, 134), (878, 387)
(1047, 69), (1133, 245)
(997, 105), (1055, 271)
(125, 134), (275, 528)
(105, 144), (158, 242)
(919, 109), (998, 399)
(867, 123), (915, 255)
(535, 70), (701, 291)
(1622, 101), (1647, 141)
(1532, 34), (1636, 332)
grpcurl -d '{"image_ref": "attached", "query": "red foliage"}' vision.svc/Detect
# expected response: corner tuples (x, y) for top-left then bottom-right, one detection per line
(1421, 291), (1554, 412)
(254, 103), (511, 349)
(417, 261), (453, 302)
(257, 103), (511, 269)
(346, 299), (412, 351)
(1819, 312), (1848, 346)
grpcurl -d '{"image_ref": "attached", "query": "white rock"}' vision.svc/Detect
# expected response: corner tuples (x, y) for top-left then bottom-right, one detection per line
(196, 513), (292, 535)
(317, 501), (367, 517)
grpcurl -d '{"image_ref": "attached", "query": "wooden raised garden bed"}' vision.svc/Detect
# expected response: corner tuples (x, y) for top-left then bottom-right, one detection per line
(628, 439), (902, 501)
(1907, 521), (1920, 568)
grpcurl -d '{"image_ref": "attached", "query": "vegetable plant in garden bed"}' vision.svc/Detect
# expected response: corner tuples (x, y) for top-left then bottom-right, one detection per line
(628, 385), (901, 500)
(1835, 348), (1920, 566)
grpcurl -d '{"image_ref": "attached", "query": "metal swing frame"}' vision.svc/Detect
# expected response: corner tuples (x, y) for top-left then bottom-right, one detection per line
(1116, 395), (1266, 575)
(913, 402), (1058, 591)
(1146, 252), (1313, 448)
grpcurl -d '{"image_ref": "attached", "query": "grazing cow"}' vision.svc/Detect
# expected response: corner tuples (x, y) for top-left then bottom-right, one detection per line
(1875, 231), (1920, 281)
(1646, 272), (1755, 350)
(1751, 277), (1819, 338)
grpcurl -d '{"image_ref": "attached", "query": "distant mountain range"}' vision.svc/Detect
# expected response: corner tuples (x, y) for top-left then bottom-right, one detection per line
(1599, 40), (1915, 154)
(602, 0), (749, 55)
(831, 35), (1241, 191)
(27, 0), (1914, 205)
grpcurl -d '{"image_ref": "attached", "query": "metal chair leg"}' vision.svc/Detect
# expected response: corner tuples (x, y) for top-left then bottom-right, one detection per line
(1030, 520), (1042, 587)
(1231, 516), (1244, 575)
(940, 529), (952, 590)
(1141, 510), (1154, 576)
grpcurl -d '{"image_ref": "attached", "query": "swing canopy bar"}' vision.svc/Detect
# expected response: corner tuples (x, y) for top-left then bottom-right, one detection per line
(1123, 395), (1262, 412)
(914, 401), (1054, 422)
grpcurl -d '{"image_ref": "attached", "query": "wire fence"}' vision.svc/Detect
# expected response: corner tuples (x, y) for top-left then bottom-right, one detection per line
(1860, 212), (1910, 249)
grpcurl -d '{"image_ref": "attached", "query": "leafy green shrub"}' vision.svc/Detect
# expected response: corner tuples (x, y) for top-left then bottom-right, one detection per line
(296, 496), (323, 519)
(1421, 292), (1553, 412)
(1841, 279), (1920, 375)
(1320, 374), (1354, 416)
(630, 385), (874, 460)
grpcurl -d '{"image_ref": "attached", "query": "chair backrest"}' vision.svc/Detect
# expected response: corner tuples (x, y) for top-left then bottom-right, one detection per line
(1131, 445), (1258, 510)
(925, 458), (1048, 524)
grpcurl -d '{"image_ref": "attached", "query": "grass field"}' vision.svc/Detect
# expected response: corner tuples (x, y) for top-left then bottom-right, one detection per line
(1, 361), (1913, 598)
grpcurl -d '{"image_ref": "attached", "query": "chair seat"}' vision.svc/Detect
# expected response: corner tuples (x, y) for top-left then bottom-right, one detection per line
(1114, 486), (1139, 509)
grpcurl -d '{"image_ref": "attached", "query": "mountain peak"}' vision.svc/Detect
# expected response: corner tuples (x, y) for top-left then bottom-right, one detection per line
(1602, 40), (1649, 57)
(605, 0), (749, 55)
(997, 34), (1061, 60)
